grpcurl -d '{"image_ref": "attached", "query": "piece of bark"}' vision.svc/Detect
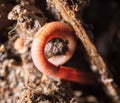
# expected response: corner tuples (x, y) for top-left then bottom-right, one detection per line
(50, 0), (120, 103)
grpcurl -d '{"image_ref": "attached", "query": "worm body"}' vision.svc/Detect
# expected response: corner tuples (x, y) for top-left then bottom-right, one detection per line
(31, 22), (96, 84)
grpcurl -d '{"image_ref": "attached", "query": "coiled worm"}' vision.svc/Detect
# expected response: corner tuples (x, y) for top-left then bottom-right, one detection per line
(31, 22), (96, 84)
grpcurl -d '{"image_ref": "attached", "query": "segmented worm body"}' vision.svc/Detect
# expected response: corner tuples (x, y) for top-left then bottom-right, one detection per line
(31, 22), (95, 84)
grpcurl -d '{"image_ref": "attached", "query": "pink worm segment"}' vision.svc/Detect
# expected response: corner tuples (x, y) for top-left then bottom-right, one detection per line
(31, 22), (96, 84)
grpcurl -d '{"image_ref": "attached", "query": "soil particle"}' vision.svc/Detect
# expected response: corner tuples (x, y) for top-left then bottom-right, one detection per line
(45, 38), (69, 58)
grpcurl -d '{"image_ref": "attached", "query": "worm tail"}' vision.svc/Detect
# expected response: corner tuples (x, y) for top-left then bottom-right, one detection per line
(58, 66), (97, 84)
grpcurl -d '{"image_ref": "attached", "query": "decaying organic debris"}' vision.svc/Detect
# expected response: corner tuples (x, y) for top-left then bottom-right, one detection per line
(8, 1), (46, 39)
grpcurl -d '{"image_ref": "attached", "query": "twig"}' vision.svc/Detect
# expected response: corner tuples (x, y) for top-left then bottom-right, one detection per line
(51, 0), (120, 102)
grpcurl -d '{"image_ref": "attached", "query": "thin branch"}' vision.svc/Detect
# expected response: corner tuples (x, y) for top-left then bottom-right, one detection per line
(51, 0), (120, 102)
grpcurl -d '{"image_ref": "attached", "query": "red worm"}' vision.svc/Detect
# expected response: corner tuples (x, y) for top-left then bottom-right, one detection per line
(31, 22), (96, 84)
